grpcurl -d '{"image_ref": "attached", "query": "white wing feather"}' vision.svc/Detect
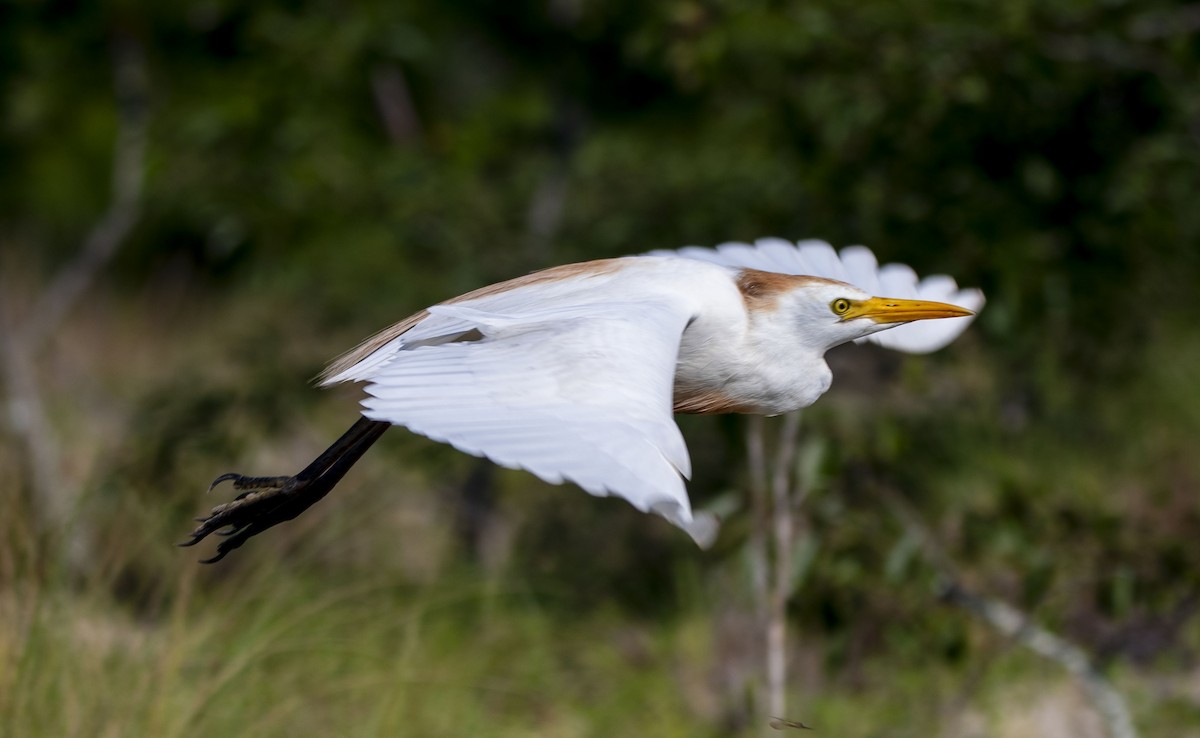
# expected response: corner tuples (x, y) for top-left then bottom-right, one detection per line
(655, 238), (984, 354)
(356, 296), (718, 547)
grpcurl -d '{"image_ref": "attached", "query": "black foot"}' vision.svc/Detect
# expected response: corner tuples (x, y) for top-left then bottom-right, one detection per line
(180, 417), (391, 563)
(180, 472), (330, 563)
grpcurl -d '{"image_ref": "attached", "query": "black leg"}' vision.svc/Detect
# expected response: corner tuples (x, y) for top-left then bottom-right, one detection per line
(180, 417), (390, 563)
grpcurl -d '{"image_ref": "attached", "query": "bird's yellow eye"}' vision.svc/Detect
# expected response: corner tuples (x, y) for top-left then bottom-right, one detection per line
(830, 298), (852, 316)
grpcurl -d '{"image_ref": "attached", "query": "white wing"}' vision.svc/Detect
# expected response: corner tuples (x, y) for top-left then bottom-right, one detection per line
(353, 296), (718, 547)
(655, 238), (984, 354)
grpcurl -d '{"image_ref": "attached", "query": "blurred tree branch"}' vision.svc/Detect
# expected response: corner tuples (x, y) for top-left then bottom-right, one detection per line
(370, 62), (423, 146)
(0, 33), (148, 571)
(1129, 4), (1200, 40)
(23, 35), (149, 348)
(884, 488), (1139, 738)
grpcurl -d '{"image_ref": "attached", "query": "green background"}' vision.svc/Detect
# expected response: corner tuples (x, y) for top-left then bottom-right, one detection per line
(1, 1), (1197, 735)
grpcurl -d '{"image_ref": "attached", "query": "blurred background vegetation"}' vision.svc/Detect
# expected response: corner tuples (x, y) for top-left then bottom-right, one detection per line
(2, 0), (1198, 736)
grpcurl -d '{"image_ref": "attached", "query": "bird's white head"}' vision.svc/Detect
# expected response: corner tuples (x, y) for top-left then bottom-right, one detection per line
(769, 276), (976, 353)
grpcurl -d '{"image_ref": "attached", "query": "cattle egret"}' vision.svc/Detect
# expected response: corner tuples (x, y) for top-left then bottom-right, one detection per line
(182, 238), (982, 562)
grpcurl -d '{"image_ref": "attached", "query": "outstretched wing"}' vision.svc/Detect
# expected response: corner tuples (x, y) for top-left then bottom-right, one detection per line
(657, 238), (985, 353)
(343, 295), (717, 547)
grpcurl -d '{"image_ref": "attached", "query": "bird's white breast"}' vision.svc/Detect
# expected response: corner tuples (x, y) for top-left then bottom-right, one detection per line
(631, 258), (835, 416)
(673, 313), (833, 416)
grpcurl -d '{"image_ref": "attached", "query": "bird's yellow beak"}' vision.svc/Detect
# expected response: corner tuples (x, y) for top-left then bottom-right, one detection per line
(846, 296), (975, 324)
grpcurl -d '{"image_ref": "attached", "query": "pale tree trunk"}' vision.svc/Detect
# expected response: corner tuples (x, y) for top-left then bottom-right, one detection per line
(0, 33), (148, 575)
(745, 412), (811, 734)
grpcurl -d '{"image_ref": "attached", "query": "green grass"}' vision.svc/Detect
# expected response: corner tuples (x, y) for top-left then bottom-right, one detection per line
(1, 560), (719, 738)
(4, 553), (1196, 738)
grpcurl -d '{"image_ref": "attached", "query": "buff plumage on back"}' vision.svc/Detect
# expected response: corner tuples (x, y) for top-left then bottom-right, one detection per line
(655, 238), (985, 353)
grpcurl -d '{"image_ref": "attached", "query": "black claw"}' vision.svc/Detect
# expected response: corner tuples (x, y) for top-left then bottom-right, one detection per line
(208, 472), (243, 492)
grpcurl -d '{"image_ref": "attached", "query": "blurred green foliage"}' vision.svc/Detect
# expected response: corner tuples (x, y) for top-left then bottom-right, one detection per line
(3, 0), (1199, 735)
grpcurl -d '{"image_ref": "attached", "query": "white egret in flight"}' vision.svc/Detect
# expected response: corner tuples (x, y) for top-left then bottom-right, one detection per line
(183, 238), (982, 562)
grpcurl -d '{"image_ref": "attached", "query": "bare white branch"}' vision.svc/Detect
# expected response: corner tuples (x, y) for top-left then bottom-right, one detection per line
(885, 489), (1138, 738)
(745, 412), (809, 734)
(766, 411), (802, 719)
